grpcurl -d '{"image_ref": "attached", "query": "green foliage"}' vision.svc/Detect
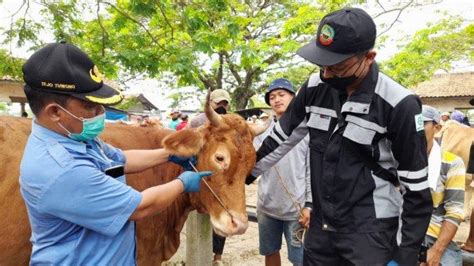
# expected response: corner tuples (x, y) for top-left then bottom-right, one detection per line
(2, 0), (348, 109)
(115, 96), (139, 110)
(380, 17), (474, 87)
(2, 1), (472, 108)
(0, 49), (24, 79)
(0, 103), (7, 112)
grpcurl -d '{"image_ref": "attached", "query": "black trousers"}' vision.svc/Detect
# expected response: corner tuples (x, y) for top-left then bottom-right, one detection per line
(303, 222), (396, 266)
(213, 231), (226, 255)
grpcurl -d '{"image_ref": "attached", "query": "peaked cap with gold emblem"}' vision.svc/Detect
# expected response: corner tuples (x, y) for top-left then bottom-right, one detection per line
(22, 41), (123, 105)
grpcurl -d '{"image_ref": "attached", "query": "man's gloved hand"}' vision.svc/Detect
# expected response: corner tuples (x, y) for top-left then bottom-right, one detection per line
(386, 260), (398, 266)
(168, 155), (197, 171)
(177, 171), (212, 192)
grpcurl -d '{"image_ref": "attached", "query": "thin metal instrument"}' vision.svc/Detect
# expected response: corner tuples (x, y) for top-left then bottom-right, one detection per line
(188, 161), (234, 219)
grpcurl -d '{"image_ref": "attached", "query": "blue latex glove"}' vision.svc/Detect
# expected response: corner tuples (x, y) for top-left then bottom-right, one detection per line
(387, 260), (398, 266)
(177, 171), (212, 192)
(168, 155), (197, 171)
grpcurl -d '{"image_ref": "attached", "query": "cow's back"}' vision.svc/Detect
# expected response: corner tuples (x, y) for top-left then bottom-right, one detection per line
(0, 118), (190, 265)
(0, 116), (33, 265)
(440, 121), (474, 167)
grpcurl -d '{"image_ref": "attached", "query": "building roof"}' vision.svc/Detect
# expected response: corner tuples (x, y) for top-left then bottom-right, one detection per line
(235, 107), (271, 119)
(137, 93), (159, 110)
(412, 72), (474, 98)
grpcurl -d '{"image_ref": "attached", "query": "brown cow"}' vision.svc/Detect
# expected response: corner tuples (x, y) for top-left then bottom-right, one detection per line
(0, 104), (261, 265)
(438, 120), (474, 216)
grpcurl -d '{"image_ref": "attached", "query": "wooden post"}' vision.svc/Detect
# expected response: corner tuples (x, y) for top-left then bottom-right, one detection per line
(20, 103), (25, 116)
(186, 211), (213, 265)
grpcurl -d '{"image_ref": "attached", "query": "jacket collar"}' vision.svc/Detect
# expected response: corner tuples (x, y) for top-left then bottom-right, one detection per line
(341, 62), (379, 115)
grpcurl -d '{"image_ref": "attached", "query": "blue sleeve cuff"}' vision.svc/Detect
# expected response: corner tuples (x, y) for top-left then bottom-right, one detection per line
(103, 189), (142, 237)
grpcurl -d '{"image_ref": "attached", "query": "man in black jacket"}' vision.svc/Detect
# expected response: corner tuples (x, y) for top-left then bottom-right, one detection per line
(248, 7), (432, 265)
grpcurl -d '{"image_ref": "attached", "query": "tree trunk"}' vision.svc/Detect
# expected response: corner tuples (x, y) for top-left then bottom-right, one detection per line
(232, 86), (254, 110)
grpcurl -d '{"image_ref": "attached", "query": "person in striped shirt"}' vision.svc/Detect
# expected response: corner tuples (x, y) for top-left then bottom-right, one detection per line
(421, 105), (466, 266)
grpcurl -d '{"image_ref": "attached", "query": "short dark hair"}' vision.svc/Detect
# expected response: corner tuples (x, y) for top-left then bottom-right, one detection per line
(24, 85), (70, 116)
(356, 49), (371, 58)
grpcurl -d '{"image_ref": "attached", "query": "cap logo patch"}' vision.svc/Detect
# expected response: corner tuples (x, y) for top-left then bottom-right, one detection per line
(89, 65), (103, 83)
(319, 24), (335, 46)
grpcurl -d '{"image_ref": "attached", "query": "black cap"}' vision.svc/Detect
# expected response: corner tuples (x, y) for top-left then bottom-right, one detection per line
(22, 42), (123, 105)
(265, 78), (295, 105)
(297, 8), (376, 66)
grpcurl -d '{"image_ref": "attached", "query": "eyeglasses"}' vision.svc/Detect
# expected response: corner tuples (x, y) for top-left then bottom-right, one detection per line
(318, 54), (367, 77)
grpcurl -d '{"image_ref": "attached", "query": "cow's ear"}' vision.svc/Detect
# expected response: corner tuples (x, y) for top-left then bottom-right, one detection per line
(162, 129), (204, 157)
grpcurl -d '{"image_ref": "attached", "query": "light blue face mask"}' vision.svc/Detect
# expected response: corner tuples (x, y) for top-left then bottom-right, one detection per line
(57, 105), (106, 142)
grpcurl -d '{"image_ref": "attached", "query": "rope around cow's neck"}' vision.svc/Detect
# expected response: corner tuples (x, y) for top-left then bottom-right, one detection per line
(188, 161), (234, 220)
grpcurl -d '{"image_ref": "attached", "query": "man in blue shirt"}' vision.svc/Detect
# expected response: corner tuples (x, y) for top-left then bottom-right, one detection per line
(19, 42), (211, 265)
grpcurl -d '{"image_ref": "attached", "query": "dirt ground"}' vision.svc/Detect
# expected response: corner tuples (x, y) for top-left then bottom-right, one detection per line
(164, 183), (473, 266)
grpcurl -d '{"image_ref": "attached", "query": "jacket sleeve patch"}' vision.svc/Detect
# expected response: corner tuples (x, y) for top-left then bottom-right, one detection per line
(415, 114), (424, 132)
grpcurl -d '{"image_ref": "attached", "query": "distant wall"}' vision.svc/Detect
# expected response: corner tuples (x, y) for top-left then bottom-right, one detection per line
(421, 96), (473, 111)
(0, 80), (24, 102)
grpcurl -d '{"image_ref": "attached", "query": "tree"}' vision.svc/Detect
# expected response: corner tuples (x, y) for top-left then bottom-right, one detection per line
(2, 0), (472, 109)
(381, 17), (474, 87)
(0, 103), (7, 112)
(0, 49), (24, 79)
(3, 0), (357, 109)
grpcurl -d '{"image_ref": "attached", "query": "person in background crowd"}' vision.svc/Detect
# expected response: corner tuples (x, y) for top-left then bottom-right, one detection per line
(461, 99), (474, 255)
(168, 110), (181, 130)
(18, 42), (211, 265)
(176, 114), (188, 131)
(253, 78), (311, 266)
(462, 142), (474, 252)
(440, 111), (450, 125)
(188, 89), (230, 129)
(187, 88), (231, 264)
(451, 110), (471, 127)
(421, 105), (465, 266)
(248, 7), (432, 265)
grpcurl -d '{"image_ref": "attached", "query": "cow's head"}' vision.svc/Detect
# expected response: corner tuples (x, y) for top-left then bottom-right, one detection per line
(162, 95), (265, 237)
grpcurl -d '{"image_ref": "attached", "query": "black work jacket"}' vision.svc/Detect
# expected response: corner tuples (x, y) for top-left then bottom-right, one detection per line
(251, 63), (432, 265)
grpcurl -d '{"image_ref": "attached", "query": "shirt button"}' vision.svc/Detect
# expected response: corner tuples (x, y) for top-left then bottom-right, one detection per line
(323, 224), (328, 229)
(324, 195), (331, 199)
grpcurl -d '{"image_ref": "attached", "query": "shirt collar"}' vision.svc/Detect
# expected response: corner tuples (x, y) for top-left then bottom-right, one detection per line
(31, 121), (87, 154)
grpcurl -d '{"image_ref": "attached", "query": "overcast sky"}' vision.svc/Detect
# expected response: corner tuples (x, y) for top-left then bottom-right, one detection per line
(1, 0), (472, 111)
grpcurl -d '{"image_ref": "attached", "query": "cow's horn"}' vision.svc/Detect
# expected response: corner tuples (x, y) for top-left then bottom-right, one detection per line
(205, 90), (223, 126)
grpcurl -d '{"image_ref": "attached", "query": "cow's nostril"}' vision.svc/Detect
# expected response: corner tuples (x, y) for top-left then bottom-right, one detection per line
(215, 155), (225, 162)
